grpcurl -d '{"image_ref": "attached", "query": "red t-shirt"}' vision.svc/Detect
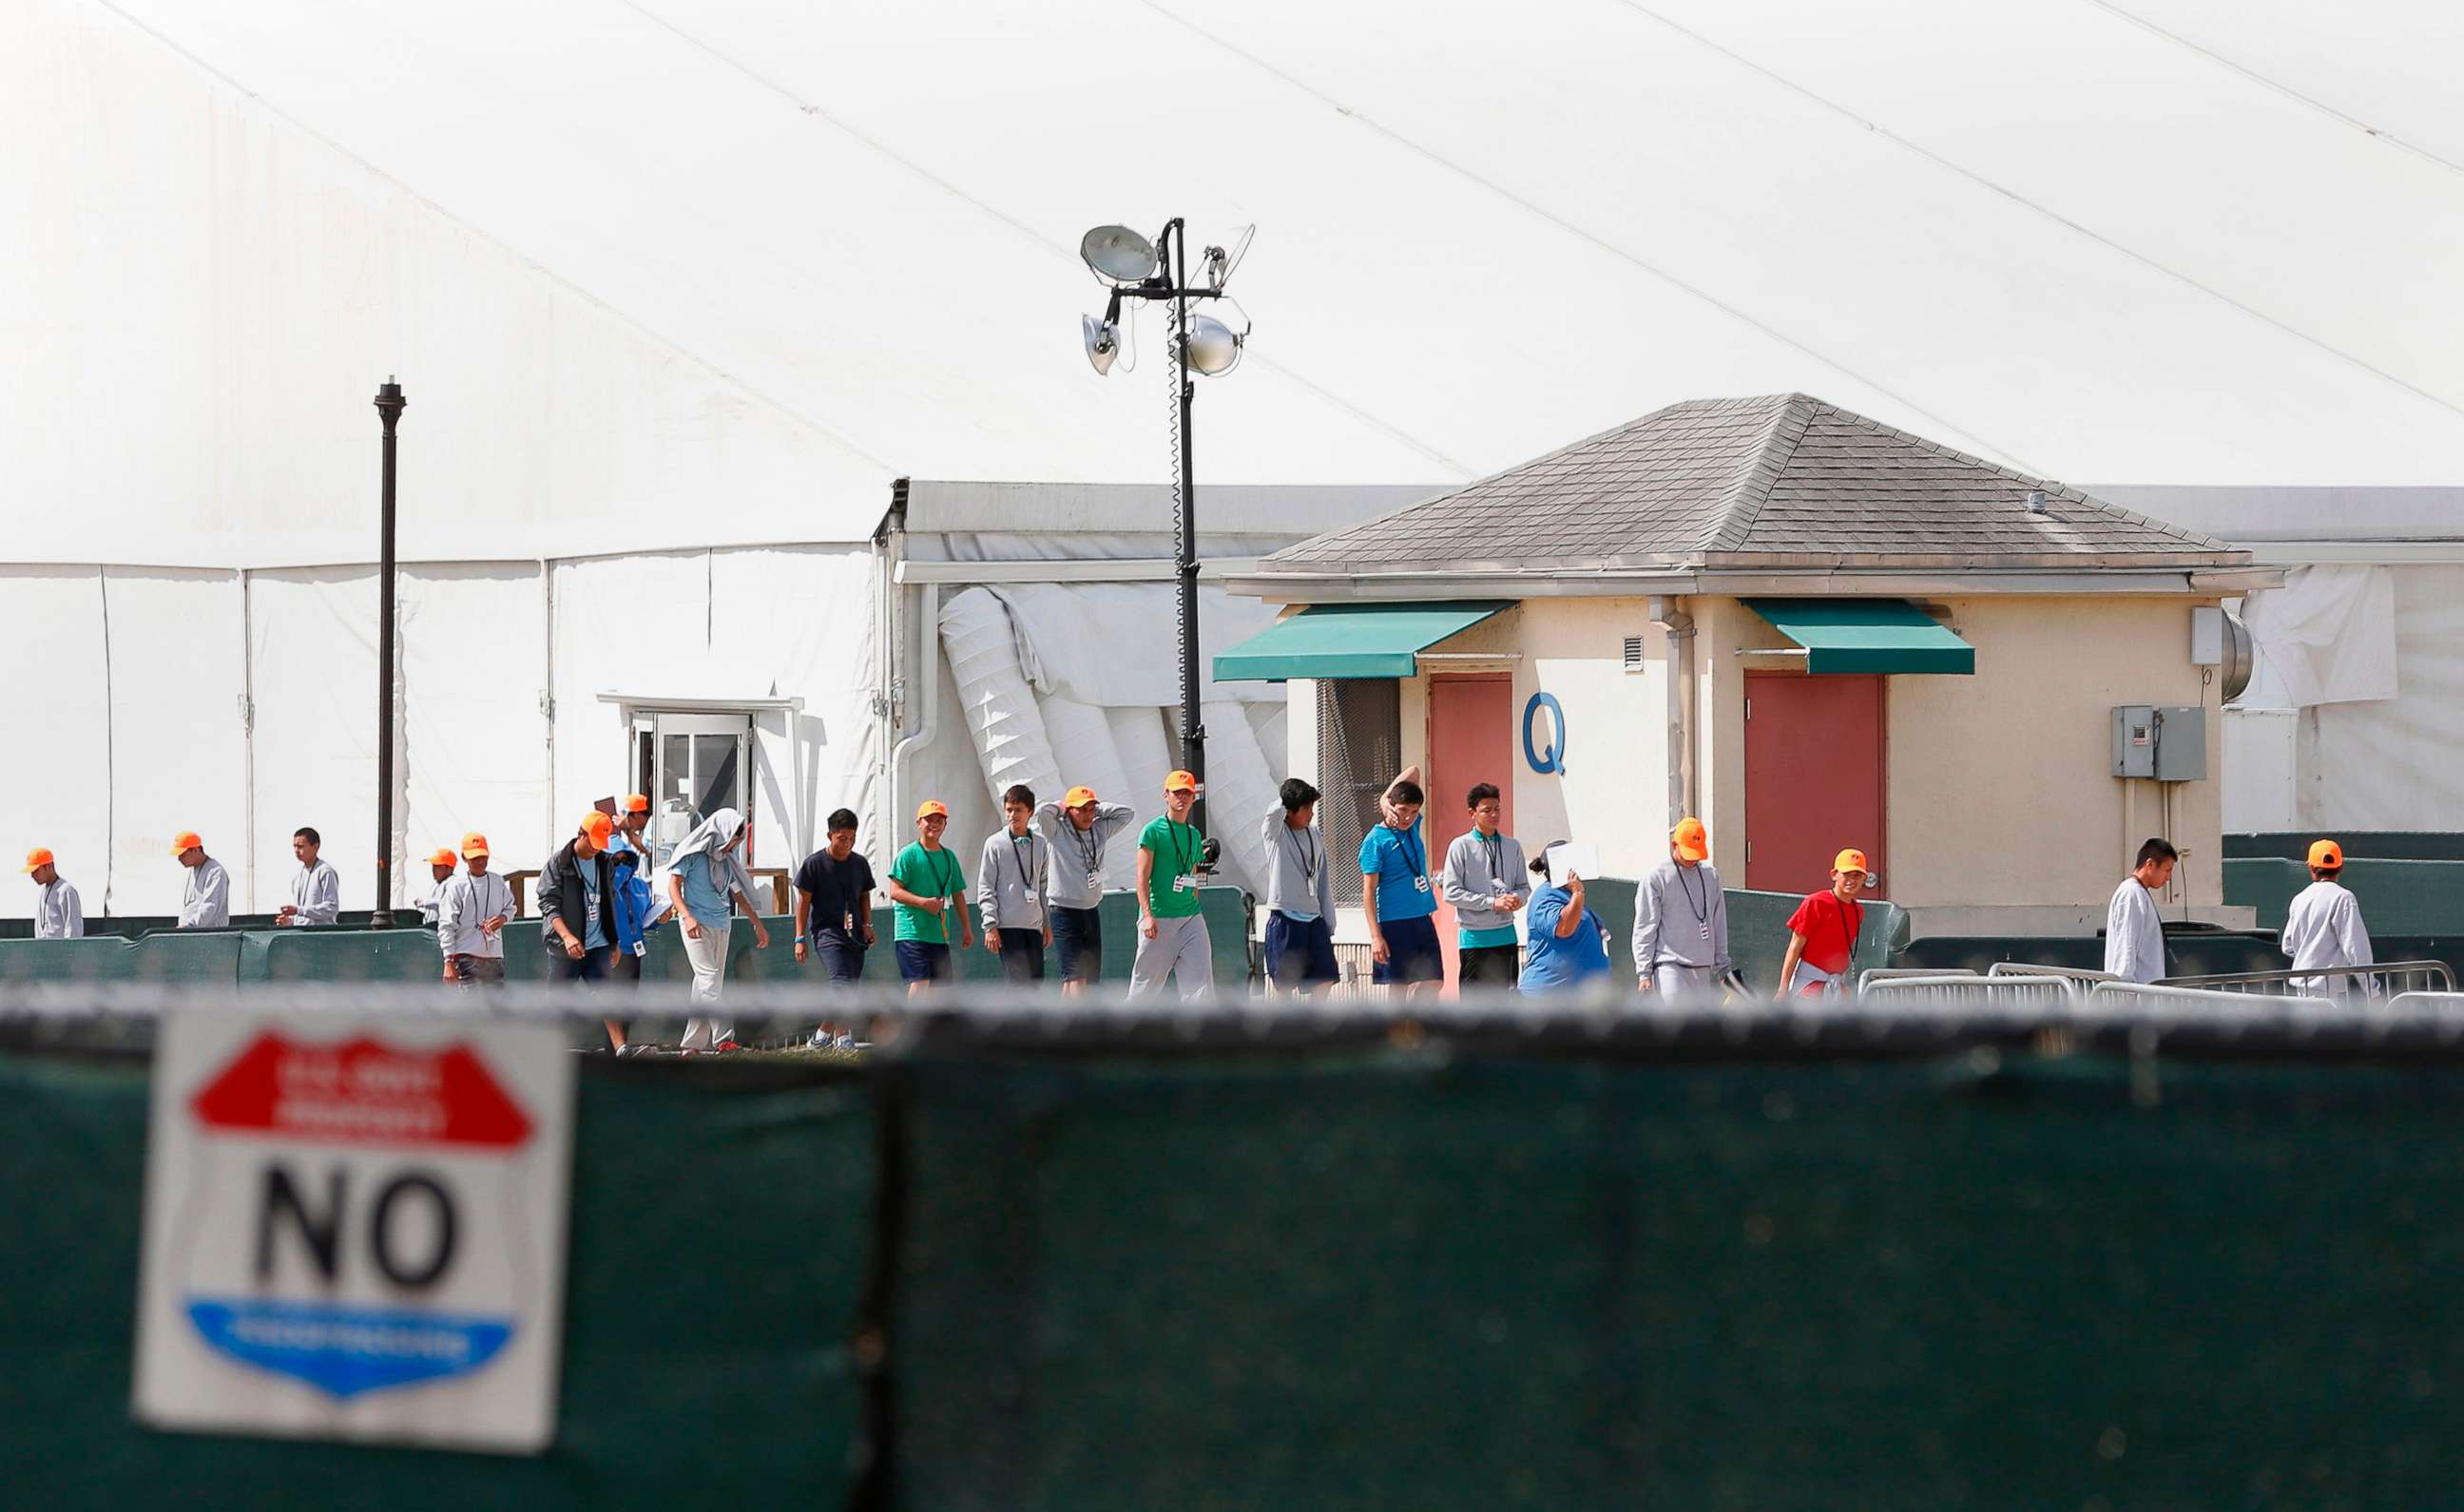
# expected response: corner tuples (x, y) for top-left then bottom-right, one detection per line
(1786, 890), (1864, 977)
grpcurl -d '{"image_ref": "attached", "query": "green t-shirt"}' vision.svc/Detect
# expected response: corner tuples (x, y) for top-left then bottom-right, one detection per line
(889, 841), (966, 943)
(1139, 816), (1204, 919)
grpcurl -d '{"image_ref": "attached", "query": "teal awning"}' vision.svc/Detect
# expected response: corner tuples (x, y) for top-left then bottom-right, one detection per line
(1212, 601), (1512, 682)
(1743, 599), (1974, 675)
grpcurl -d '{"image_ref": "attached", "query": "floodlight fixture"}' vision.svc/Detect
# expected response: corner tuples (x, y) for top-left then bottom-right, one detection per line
(1080, 224), (1159, 286)
(1082, 314), (1119, 375)
(1184, 313), (1244, 376)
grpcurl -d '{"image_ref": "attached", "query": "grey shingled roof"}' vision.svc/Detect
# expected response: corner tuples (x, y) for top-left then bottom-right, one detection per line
(1258, 394), (2246, 576)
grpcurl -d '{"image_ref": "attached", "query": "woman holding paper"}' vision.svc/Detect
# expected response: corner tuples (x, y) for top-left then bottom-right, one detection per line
(1518, 843), (1613, 994)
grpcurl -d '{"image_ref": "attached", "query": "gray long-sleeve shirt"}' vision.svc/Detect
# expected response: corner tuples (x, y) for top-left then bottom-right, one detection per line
(179, 858), (232, 928)
(2281, 879), (2374, 991)
(2103, 877), (2166, 984)
(437, 871), (514, 960)
(1034, 800), (1136, 909)
(977, 829), (1051, 933)
(34, 878), (85, 939)
(1259, 804), (1338, 922)
(1441, 831), (1530, 936)
(288, 859), (340, 925)
(1631, 860), (1731, 976)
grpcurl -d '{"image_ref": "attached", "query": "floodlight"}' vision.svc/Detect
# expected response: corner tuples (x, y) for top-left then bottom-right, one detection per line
(1204, 224), (1255, 290)
(1080, 224), (1159, 285)
(1184, 313), (1244, 376)
(1082, 314), (1119, 375)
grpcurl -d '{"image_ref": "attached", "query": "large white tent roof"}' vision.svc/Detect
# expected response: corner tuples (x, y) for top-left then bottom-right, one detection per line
(6, 0), (2462, 566)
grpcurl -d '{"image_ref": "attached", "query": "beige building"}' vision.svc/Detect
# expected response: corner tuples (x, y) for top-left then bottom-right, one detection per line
(1221, 394), (2276, 939)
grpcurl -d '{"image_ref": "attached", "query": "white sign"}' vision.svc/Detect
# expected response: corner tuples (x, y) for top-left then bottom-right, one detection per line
(132, 1012), (574, 1454)
(1547, 843), (1600, 890)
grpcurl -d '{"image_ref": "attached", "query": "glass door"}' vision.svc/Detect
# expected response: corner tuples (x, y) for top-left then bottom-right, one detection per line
(631, 713), (753, 865)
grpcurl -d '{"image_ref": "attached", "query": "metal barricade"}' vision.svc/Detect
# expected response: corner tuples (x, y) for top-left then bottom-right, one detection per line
(1856, 973), (2069, 1014)
(2156, 961), (2455, 999)
(1987, 962), (2116, 1004)
(2087, 980), (2265, 1014)
(2387, 991), (2464, 1018)
(1857, 967), (1978, 994)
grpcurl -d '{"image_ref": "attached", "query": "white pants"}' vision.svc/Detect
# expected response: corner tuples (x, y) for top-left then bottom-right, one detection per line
(1788, 961), (1845, 1000)
(680, 918), (732, 1047)
(1126, 914), (1214, 1002)
(1651, 963), (1717, 998)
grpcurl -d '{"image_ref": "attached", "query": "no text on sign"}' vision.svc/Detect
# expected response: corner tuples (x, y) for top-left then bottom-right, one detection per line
(133, 1013), (574, 1454)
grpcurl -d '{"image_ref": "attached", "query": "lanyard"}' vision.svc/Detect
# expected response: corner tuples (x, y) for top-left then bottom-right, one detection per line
(1008, 832), (1045, 896)
(1830, 891), (1861, 957)
(1477, 832), (1503, 889)
(1286, 824), (1319, 891)
(1072, 820), (1105, 875)
(1165, 821), (1198, 878)
(1395, 824), (1425, 881)
(1676, 864), (1709, 925)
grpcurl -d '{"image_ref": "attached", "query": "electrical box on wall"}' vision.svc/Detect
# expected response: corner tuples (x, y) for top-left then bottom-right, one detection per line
(2110, 704), (2206, 781)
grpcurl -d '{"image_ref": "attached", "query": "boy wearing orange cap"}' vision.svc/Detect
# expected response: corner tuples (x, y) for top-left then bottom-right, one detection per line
(172, 833), (231, 928)
(887, 800), (971, 992)
(1128, 771), (1213, 1002)
(414, 848), (458, 926)
(437, 833), (513, 986)
(1036, 783), (1136, 993)
(1775, 849), (1870, 1000)
(2281, 838), (2376, 999)
(1631, 817), (1731, 996)
(23, 849), (84, 940)
(540, 812), (621, 990)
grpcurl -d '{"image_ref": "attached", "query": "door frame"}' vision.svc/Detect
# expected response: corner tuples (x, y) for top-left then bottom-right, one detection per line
(1424, 672), (1517, 996)
(626, 709), (757, 866)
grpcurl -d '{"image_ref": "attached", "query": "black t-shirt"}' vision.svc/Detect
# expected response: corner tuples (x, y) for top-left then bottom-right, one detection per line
(794, 850), (877, 937)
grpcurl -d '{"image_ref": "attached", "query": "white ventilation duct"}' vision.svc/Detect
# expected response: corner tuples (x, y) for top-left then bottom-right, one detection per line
(1038, 694), (1141, 891)
(939, 587), (1061, 808)
(1107, 707), (1176, 815)
(1197, 699), (1280, 897)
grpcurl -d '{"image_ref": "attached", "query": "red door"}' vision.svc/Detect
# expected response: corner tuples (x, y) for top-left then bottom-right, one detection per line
(1743, 673), (1884, 897)
(1426, 676), (1516, 994)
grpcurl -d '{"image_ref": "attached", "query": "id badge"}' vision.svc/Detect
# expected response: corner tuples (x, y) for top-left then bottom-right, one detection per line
(632, 940), (646, 959)
(1173, 874), (1193, 893)
(1699, 922), (1713, 941)
(1414, 875), (1430, 893)
(1087, 870), (1103, 892)
(843, 910), (856, 933)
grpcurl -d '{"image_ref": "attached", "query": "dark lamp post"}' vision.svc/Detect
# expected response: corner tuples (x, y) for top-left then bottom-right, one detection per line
(371, 377), (406, 928)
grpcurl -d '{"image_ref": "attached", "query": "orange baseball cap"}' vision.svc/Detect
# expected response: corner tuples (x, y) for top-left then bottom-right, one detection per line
(22, 848), (54, 873)
(170, 832), (204, 856)
(1833, 849), (1869, 874)
(915, 800), (949, 820)
(1164, 770), (1199, 793)
(425, 847), (458, 867)
(460, 832), (491, 859)
(2308, 838), (2343, 869)
(1063, 785), (1099, 808)
(580, 812), (615, 845)
(623, 794), (651, 813)
(1671, 817), (1709, 862)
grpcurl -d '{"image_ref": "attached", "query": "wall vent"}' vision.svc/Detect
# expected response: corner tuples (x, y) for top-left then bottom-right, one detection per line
(1622, 636), (1646, 672)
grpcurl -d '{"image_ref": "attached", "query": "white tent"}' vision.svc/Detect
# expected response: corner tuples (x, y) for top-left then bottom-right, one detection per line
(7, 0), (2464, 912)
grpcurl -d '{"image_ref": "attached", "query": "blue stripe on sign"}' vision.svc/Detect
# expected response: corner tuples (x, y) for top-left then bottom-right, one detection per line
(185, 1296), (514, 1399)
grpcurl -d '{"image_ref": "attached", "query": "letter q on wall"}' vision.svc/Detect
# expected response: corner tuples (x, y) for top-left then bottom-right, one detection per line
(1523, 692), (1566, 775)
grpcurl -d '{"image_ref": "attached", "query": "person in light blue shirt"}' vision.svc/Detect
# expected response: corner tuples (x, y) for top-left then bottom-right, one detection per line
(1358, 765), (1441, 997)
(1520, 844), (1612, 995)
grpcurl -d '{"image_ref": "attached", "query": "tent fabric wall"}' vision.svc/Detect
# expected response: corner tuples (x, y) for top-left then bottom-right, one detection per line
(100, 569), (249, 918)
(708, 546), (879, 868)
(245, 569), (380, 913)
(398, 564), (552, 900)
(549, 550), (710, 856)
(2296, 565), (2464, 832)
(0, 569), (109, 921)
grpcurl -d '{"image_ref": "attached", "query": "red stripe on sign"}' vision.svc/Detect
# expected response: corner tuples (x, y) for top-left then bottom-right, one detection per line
(189, 1034), (533, 1149)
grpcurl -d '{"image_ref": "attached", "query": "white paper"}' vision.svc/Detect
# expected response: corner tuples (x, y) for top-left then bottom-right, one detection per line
(1547, 843), (1599, 890)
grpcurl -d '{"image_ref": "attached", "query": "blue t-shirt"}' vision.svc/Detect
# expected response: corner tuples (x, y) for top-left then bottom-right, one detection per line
(1358, 817), (1436, 924)
(1519, 886), (1610, 991)
(581, 861), (608, 950)
(675, 852), (732, 921)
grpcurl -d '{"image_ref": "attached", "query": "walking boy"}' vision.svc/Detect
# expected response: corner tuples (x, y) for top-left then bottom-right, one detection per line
(172, 833), (230, 928)
(437, 833), (512, 987)
(1775, 849), (1869, 999)
(795, 808), (878, 985)
(1036, 785), (1136, 993)
(887, 800), (971, 993)
(2104, 838), (2176, 984)
(1440, 782), (1528, 990)
(1261, 779), (1339, 996)
(1632, 817), (1732, 995)
(1360, 766), (1441, 998)
(275, 827), (339, 927)
(1128, 771), (1213, 1001)
(978, 785), (1053, 985)
(2281, 837), (2376, 998)
(23, 849), (84, 939)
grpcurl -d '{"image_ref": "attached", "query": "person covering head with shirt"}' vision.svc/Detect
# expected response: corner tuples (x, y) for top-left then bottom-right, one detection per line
(437, 833), (512, 987)
(275, 827), (340, 928)
(2281, 837), (2377, 999)
(172, 832), (230, 929)
(1777, 849), (1869, 999)
(1036, 784), (1135, 994)
(415, 848), (458, 925)
(978, 785), (1053, 986)
(23, 848), (84, 940)
(1440, 782), (1529, 992)
(1360, 767), (1442, 997)
(1632, 816), (1732, 996)
(541, 812), (621, 988)
(2104, 837), (2176, 985)
(1261, 778), (1340, 996)
(1520, 844), (1612, 995)
(1128, 771), (1214, 1002)
(888, 801), (971, 994)
(667, 807), (771, 1048)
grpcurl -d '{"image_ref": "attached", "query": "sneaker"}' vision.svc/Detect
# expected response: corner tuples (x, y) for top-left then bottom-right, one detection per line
(712, 1039), (741, 1053)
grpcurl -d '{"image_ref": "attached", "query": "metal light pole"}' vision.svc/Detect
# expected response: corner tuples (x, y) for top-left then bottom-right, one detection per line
(371, 377), (406, 928)
(1077, 220), (1250, 839)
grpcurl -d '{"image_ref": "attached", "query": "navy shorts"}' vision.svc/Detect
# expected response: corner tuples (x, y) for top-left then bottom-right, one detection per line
(1373, 914), (1444, 986)
(996, 927), (1048, 985)
(1050, 906), (1103, 984)
(895, 940), (954, 983)
(810, 928), (868, 985)
(1264, 911), (1338, 987)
